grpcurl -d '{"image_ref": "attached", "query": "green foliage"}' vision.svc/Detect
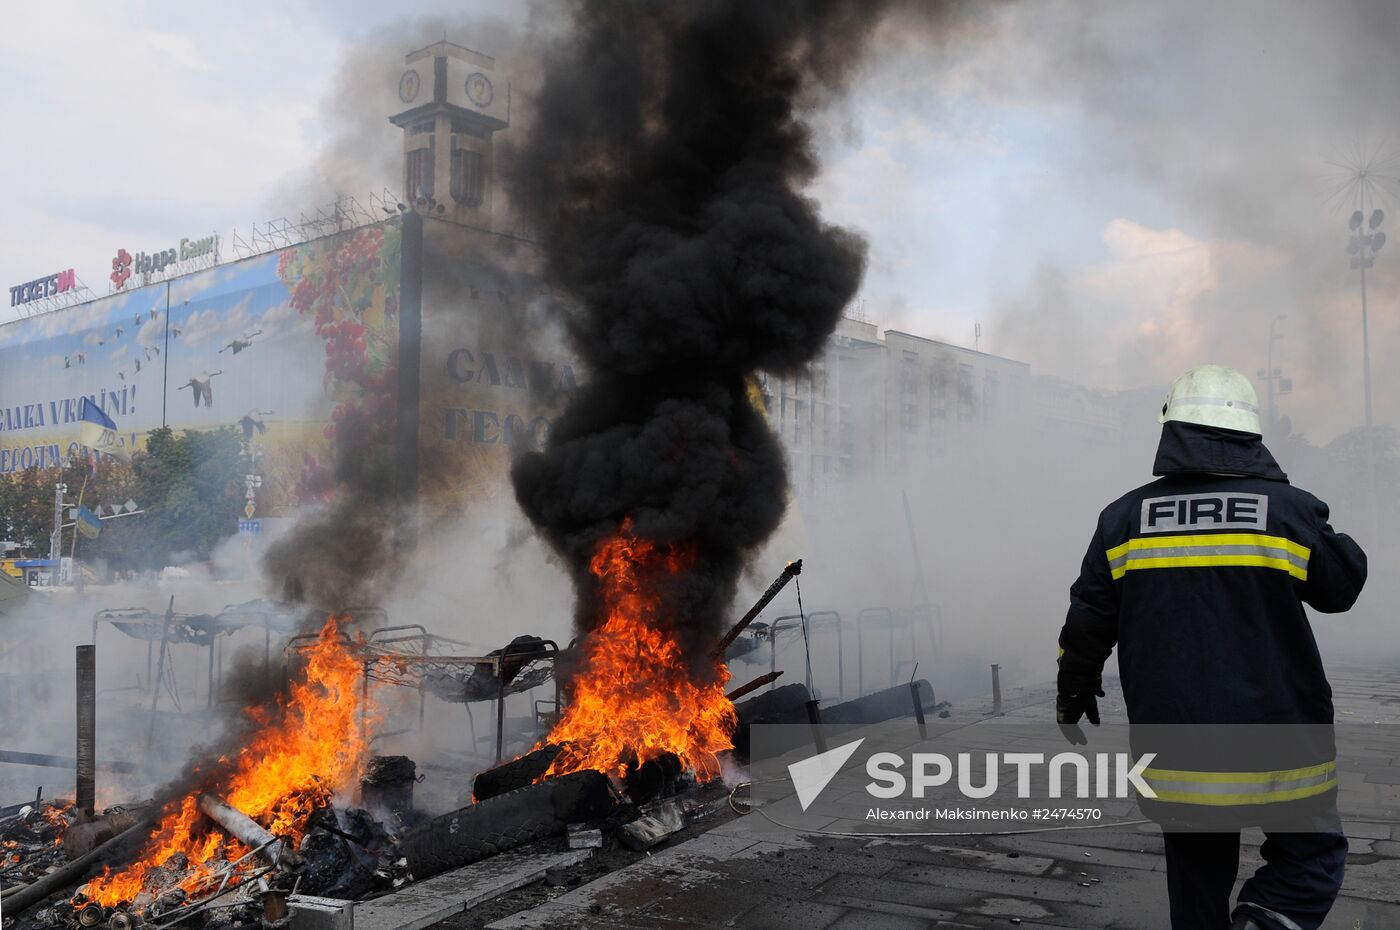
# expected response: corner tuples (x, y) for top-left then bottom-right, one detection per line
(0, 426), (248, 571)
(0, 464), (59, 553)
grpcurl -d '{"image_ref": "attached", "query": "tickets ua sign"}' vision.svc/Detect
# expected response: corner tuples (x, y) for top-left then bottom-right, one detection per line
(9, 268), (76, 307)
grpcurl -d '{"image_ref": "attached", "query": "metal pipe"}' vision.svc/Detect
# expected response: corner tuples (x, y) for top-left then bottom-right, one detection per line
(804, 699), (826, 755)
(495, 658), (506, 764)
(198, 794), (299, 869)
(769, 624), (777, 686)
(714, 559), (802, 657)
(888, 615), (896, 688)
(857, 616), (864, 697)
(991, 664), (1003, 716)
(0, 750), (136, 774)
(145, 597), (175, 752)
(835, 614), (844, 700)
(76, 645), (96, 818)
(910, 679), (927, 740)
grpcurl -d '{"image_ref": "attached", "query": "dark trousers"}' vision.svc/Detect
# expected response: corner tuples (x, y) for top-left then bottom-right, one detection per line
(1161, 830), (1347, 930)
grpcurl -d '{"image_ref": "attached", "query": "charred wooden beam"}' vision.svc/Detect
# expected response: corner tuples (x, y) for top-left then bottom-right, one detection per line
(198, 794), (302, 870)
(472, 743), (566, 802)
(76, 645), (96, 818)
(725, 670), (783, 702)
(715, 559), (802, 658)
(3, 817), (154, 915)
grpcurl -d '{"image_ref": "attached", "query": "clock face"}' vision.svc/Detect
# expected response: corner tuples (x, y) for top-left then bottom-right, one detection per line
(399, 69), (421, 104)
(465, 72), (494, 108)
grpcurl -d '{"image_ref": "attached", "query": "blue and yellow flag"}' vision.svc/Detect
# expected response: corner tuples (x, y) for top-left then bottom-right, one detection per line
(76, 506), (102, 540)
(78, 397), (130, 463)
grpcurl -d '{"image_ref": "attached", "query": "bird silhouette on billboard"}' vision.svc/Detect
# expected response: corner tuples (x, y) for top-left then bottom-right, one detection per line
(177, 371), (223, 408)
(219, 330), (263, 355)
(239, 409), (273, 443)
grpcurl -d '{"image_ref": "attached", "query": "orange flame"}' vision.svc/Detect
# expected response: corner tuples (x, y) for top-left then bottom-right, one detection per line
(541, 521), (736, 782)
(41, 801), (74, 844)
(82, 616), (374, 908)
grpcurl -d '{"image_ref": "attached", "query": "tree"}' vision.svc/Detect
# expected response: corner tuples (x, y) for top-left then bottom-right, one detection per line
(0, 426), (248, 571)
(113, 426), (246, 570)
(0, 464), (59, 554)
(1321, 426), (1399, 546)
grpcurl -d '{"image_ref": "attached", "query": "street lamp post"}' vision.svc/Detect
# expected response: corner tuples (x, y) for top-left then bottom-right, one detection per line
(1259, 315), (1288, 431)
(1349, 207), (1386, 545)
(49, 482), (69, 563)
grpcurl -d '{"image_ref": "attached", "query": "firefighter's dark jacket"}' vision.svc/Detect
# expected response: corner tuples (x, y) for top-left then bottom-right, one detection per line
(1058, 421), (1367, 725)
(1058, 422), (1366, 825)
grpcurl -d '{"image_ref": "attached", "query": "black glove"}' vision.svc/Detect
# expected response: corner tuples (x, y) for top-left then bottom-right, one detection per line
(1056, 689), (1104, 745)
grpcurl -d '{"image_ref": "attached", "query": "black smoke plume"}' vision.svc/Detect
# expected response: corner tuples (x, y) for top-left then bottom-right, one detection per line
(261, 415), (403, 612)
(507, 0), (892, 661)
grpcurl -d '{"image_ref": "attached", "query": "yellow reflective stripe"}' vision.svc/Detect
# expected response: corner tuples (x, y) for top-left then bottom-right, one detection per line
(1143, 761), (1335, 784)
(1148, 778), (1337, 806)
(1103, 533), (1310, 581)
(1140, 761), (1337, 806)
(1126, 555), (1307, 581)
(1130, 533), (1310, 560)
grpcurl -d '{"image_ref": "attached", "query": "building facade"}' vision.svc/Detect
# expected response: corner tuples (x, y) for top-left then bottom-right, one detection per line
(758, 318), (1034, 502)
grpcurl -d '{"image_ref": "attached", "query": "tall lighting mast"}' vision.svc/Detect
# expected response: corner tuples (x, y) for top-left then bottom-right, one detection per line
(1348, 206), (1385, 545)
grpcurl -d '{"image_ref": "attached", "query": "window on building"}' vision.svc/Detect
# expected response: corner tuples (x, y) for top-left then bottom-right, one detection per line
(930, 364), (948, 421)
(958, 363), (975, 422)
(983, 370), (1000, 414)
(407, 145), (434, 199)
(451, 147), (485, 206)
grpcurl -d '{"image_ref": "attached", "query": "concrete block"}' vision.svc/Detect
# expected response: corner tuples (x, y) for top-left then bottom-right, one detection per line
(289, 895), (353, 930)
(617, 799), (686, 851)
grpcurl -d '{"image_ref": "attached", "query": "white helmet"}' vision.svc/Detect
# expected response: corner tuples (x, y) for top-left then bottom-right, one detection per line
(1159, 364), (1261, 434)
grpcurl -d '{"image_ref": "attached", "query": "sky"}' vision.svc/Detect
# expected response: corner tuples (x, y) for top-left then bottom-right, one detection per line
(2, 0), (1397, 443)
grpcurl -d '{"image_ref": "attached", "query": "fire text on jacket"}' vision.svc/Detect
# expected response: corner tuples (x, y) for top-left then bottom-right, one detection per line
(1139, 492), (1268, 533)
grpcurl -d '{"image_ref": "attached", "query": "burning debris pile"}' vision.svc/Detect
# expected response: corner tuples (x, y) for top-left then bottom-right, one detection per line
(505, 0), (887, 789)
(2, 803), (76, 888)
(2, 618), (414, 930)
(536, 524), (737, 782)
(75, 618), (377, 912)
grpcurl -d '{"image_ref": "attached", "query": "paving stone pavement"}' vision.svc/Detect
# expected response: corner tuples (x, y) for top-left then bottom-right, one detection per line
(355, 848), (593, 930)
(477, 666), (1400, 929)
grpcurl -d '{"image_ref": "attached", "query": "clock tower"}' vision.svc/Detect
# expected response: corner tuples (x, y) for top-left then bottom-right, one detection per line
(390, 41), (510, 229)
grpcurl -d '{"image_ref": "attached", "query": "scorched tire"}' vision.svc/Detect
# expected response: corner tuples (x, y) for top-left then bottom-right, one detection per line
(401, 772), (607, 879)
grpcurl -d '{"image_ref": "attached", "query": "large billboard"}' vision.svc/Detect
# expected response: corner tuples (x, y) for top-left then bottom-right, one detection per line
(0, 220), (403, 518)
(414, 221), (576, 521)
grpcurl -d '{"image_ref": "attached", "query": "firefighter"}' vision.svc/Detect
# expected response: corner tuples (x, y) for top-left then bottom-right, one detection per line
(1056, 364), (1367, 930)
